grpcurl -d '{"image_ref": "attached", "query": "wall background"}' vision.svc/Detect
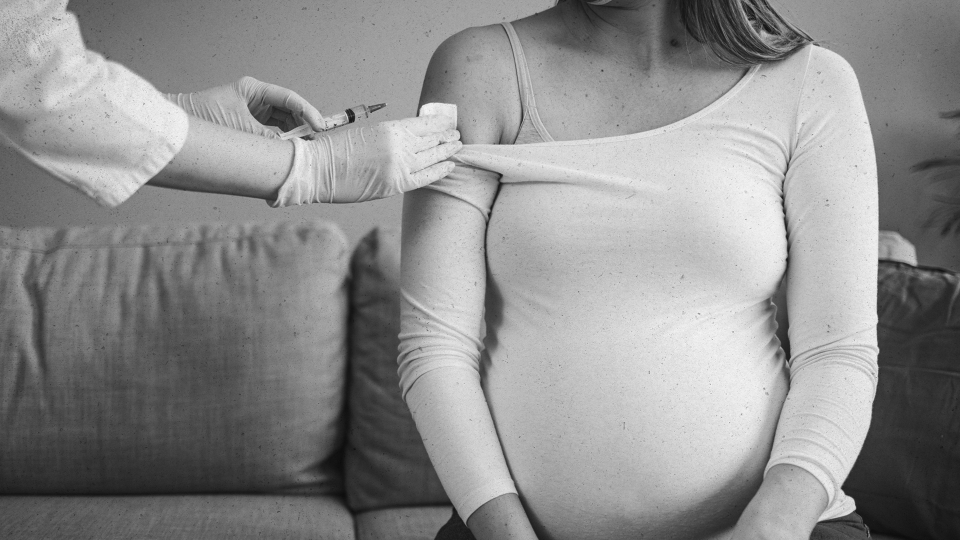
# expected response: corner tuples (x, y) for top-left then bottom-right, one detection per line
(2, 0), (959, 269)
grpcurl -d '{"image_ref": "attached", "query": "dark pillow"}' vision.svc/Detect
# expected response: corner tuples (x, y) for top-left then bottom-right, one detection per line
(344, 227), (449, 511)
(844, 261), (960, 540)
(0, 221), (349, 494)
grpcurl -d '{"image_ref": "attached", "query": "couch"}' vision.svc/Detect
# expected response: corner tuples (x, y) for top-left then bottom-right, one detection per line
(0, 221), (955, 540)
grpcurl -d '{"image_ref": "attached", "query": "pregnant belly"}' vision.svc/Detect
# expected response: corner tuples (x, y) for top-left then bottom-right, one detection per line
(481, 307), (789, 540)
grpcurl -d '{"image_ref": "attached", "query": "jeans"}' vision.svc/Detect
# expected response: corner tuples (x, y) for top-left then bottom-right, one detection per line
(434, 509), (871, 540)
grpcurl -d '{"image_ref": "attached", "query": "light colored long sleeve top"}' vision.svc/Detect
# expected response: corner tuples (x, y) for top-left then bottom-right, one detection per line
(0, 0), (189, 207)
(399, 44), (879, 540)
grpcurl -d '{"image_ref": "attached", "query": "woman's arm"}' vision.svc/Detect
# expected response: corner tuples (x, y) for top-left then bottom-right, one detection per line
(732, 46), (879, 539)
(399, 25), (538, 540)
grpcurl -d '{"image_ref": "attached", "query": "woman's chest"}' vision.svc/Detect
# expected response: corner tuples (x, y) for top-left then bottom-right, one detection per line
(484, 133), (789, 299)
(526, 53), (750, 141)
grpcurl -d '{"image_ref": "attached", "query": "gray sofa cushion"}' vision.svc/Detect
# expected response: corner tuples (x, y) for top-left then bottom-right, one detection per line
(843, 261), (960, 540)
(0, 222), (349, 494)
(355, 506), (452, 540)
(345, 228), (449, 511)
(0, 495), (355, 540)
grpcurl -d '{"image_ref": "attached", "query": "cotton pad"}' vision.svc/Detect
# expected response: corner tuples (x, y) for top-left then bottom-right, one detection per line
(419, 103), (458, 127)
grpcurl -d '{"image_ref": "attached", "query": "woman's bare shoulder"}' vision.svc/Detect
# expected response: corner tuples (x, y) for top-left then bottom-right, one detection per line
(420, 24), (521, 145)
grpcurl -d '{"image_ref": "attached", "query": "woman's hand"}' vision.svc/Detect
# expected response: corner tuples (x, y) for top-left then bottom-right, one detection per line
(165, 76), (327, 138)
(729, 465), (827, 540)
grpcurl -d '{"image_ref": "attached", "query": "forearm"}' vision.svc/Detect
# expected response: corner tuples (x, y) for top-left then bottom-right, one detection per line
(404, 368), (519, 519)
(405, 371), (528, 538)
(734, 464), (827, 539)
(467, 494), (539, 540)
(149, 115), (293, 200)
(766, 350), (877, 508)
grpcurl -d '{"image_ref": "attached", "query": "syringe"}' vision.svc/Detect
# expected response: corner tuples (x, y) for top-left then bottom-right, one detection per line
(279, 103), (387, 140)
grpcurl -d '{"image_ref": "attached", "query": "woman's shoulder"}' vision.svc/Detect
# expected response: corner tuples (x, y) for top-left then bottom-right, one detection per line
(804, 45), (860, 84)
(787, 44), (863, 109)
(421, 24), (522, 145)
(751, 44), (862, 109)
(430, 24), (514, 70)
(431, 7), (558, 58)
(762, 44), (859, 88)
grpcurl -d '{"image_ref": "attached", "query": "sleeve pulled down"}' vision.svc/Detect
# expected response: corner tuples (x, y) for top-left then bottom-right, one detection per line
(398, 157), (518, 521)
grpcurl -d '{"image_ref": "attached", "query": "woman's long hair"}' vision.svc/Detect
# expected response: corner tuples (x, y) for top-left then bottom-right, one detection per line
(562, 0), (813, 66)
(677, 0), (812, 65)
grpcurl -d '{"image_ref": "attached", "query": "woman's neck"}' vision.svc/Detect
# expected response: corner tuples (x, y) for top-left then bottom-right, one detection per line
(556, 0), (709, 70)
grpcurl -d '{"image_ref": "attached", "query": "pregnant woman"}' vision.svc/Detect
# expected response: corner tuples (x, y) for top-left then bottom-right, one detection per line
(398, 1), (879, 539)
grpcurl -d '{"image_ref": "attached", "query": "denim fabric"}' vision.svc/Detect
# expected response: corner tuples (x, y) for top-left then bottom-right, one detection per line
(813, 513), (872, 539)
(435, 510), (870, 540)
(434, 509), (474, 540)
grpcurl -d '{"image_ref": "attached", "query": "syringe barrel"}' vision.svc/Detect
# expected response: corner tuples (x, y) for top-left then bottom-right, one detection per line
(326, 105), (369, 129)
(345, 105), (371, 121)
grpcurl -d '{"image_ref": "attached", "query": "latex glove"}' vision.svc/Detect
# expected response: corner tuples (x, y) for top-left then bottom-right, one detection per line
(270, 115), (461, 205)
(165, 76), (327, 138)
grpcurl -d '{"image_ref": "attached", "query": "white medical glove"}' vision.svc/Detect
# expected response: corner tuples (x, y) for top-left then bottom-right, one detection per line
(165, 76), (327, 139)
(269, 115), (461, 205)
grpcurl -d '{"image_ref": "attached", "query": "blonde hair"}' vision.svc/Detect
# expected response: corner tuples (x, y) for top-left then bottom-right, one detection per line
(677, 0), (812, 65)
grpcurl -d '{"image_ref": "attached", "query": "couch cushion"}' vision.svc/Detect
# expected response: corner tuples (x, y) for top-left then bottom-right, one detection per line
(344, 228), (449, 511)
(0, 494), (355, 540)
(0, 222), (349, 494)
(843, 261), (960, 540)
(355, 506), (452, 540)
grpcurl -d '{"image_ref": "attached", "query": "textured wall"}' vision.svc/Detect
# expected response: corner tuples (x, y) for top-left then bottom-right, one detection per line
(2, 0), (959, 268)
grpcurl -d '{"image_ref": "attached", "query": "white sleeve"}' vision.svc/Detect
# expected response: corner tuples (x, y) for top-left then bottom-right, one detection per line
(398, 154), (518, 521)
(0, 0), (189, 207)
(766, 46), (880, 513)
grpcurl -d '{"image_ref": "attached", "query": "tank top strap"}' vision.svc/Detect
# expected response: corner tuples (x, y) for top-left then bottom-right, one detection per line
(501, 22), (539, 116)
(499, 21), (551, 144)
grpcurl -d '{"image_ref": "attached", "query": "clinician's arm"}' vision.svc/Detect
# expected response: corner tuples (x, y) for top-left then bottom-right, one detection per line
(152, 112), (461, 205)
(398, 26), (537, 540)
(0, 0), (460, 207)
(147, 116), (293, 200)
(0, 0), (192, 207)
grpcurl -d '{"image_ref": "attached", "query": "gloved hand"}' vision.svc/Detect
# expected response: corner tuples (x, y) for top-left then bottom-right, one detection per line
(165, 76), (327, 138)
(269, 114), (461, 205)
